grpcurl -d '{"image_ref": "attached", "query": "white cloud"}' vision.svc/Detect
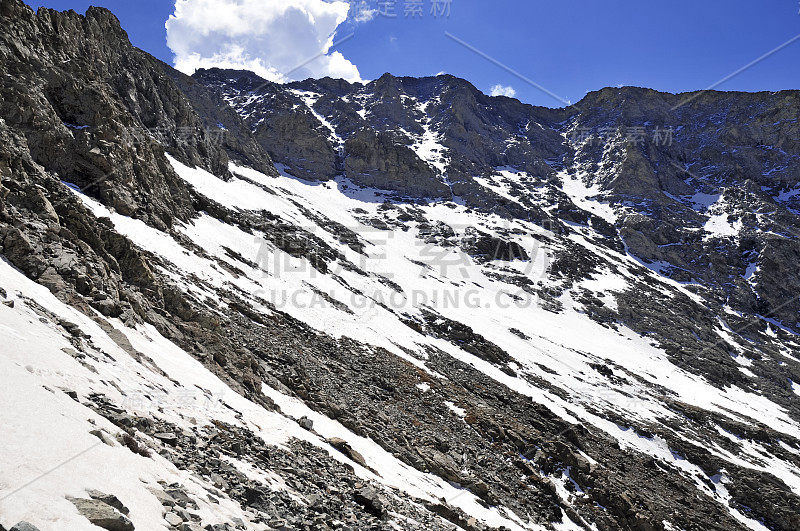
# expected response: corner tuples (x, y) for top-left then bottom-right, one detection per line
(166, 0), (362, 83)
(490, 84), (516, 98)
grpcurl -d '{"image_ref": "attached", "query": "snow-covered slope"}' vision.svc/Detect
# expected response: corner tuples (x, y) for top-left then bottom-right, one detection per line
(0, 237), (533, 531)
(7, 149), (798, 529)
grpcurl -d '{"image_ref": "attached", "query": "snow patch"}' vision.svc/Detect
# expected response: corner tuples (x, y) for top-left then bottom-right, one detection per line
(559, 171), (616, 224)
(445, 401), (466, 417)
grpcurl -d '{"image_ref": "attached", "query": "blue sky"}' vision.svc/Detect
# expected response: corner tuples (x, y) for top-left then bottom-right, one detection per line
(28, 0), (800, 108)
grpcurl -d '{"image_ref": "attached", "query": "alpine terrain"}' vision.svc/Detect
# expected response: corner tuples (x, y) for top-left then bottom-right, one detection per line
(1, 2), (800, 530)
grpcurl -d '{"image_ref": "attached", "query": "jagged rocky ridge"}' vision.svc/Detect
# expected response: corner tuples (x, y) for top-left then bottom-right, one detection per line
(1, 2), (799, 531)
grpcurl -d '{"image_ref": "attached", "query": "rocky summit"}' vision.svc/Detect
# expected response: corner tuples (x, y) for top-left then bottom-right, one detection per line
(1, 1), (800, 531)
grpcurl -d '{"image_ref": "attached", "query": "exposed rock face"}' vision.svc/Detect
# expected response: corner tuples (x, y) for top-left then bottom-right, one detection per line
(193, 68), (565, 201)
(344, 128), (450, 197)
(162, 63), (278, 178)
(192, 69), (800, 334)
(565, 87), (800, 328)
(191, 68), (800, 411)
(195, 69), (341, 180)
(0, 0), (275, 405)
(0, 0), (233, 227)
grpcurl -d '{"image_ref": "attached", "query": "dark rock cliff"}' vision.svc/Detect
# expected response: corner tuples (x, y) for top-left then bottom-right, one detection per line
(0, 0), (233, 228)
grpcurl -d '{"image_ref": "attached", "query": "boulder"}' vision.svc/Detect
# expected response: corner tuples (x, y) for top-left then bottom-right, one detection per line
(9, 523), (41, 531)
(352, 486), (385, 518)
(164, 512), (183, 527)
(68, 497), (134, 531)
(297, 416), (313, 431)
(154, 432), (178, 447)
(326, 437), (367, 468)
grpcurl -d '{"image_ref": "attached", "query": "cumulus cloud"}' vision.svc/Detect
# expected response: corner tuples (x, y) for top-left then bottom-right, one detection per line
(166, 0), (362, 83)
(490, 84), (517, 98)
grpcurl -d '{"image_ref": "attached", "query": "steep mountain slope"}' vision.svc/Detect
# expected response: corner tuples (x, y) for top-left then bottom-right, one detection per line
(1, 2), (799, 531)
(194, 67), (800, 420)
